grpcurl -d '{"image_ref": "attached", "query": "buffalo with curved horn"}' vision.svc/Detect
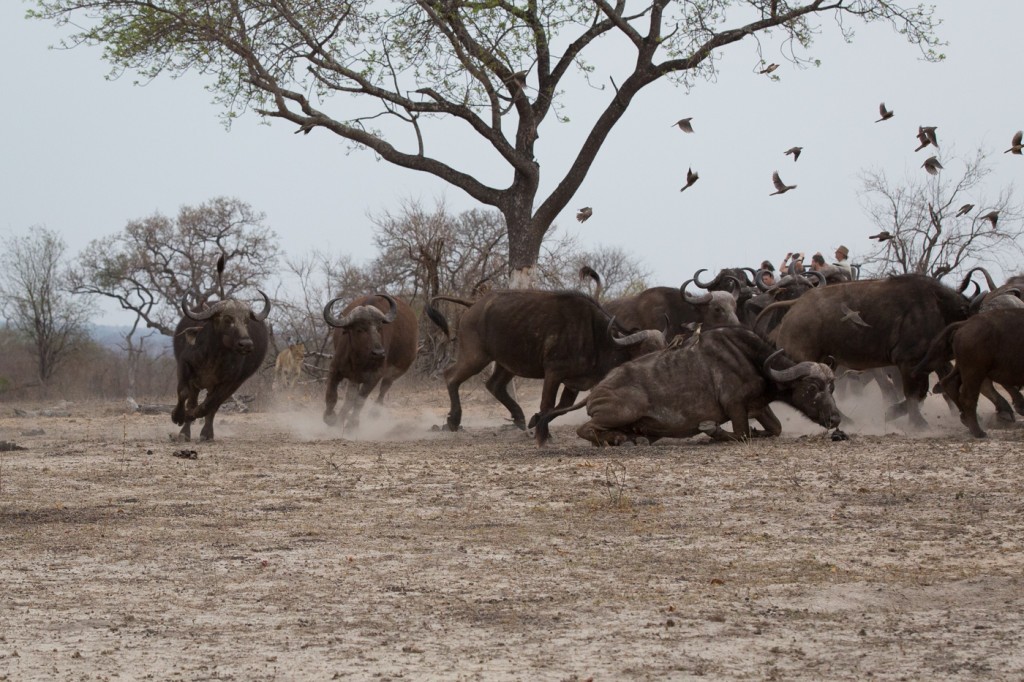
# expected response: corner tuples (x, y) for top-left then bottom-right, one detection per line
(322, 293), (418, 432)
(171, 276), (271, 442)
(533, 326), (840, 446)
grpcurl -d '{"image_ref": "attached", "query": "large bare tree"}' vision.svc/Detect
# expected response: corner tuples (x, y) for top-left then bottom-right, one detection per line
(71, 196), (281, 337)
(32, 0), (941, 287)
(0, 227), (95, 385)
(857, 148), (1024, 282)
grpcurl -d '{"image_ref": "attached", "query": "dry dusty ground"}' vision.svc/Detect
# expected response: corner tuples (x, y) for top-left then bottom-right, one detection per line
(1, 380), (1024, 681)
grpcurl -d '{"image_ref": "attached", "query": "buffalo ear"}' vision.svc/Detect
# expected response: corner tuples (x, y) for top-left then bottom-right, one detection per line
(824, 355), (837, 370)
(183, 326), (204, 346)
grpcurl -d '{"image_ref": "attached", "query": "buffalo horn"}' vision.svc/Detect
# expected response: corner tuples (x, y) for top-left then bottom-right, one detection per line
(611, 327), (665, 347)
(804, 270), (827, 287)
(720, 274), (743, 298)
(692, 268), (718, 289)
(376, 293), (398, 323)
(323, 296), (353, 328)
(959, 266), (996, 292)
(764, 348), (812, 382)
(680, 279), (712, 304)
(754, 269), (772, 292)
(253, 290), (271, 321)
(181, 293), (220, 321)
(740, 267), (758, 286)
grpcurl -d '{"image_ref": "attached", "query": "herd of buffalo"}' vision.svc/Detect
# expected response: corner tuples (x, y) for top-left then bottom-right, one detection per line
(170, 258), (1024, 445)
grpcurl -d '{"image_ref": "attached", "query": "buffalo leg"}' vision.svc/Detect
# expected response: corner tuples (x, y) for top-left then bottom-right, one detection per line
(344, 381), (378, 431)
(576, 423), (631, 446)
(957, 369), (987, 438)
(443, 356), (492, 432)
(981, 380), (1015, 422)
(323, 369), (344, 426)
(534, 374), (568, 445)
(753, 406), (783, 437)
(484, 365), (526, 430)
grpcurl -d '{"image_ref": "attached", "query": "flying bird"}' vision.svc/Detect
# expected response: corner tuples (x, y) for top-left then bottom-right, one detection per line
(1005, 130), (1023, 155)
(875, 102), (894, 122)
(576, 206), (593, 223)
(922, 156), (943, 175)
(869, 231), (894, 242)
(841, 303), (871, 328)
(679, 167), (699, 192)
(956, 203), (975, 217)
(784, 146), (803, 161)
(980, 210), (1000, 229)
(759, 63), (779, 75)
(672, 117), (694, 133)
(915, 125), (939, 151)
(769, 171), (796, 195)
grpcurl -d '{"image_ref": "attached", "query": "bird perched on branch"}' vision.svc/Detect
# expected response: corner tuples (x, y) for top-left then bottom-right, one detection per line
(576, 206), (593, 223)
(1005, 130), (1023, 155)
(294, 122), (315, 135)
(875, 102), (894, 122)
(679, 167), (699, 192)
(956, 203), (975, 217)
(672, 117), (694, 133)
(769, 171), (796, 195)
(922, 156), (943, 175)
(869, 231), (894, 242)
(784, 146), (803, 162)
(980, 210), (1000, 229)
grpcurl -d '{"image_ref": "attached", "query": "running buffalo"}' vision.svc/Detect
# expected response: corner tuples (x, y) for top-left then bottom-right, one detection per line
(322, 293), (418, 431)
(917, 308), (1024, 437)
(759, 274), (969, 427)
(534, 326), (840, 446)
(171, 289), (271, 441)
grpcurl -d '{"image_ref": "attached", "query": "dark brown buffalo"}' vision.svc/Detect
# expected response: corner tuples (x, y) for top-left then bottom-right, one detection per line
(171, 291), (271, 441)
(917, 309), (1024, 437)
(322, 293), (418, 431)
(427, 290), (665, 444)
(759, 275), (969, 427)
(534, 326), (840, 445)
(584, 268), (741, 342)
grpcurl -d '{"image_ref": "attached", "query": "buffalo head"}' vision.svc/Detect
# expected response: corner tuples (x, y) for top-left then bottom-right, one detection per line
(681, 278), (741, 329)
(764, 349), (841, 429)
(180, 291), (271, 354)
(323, 293), (398, 365)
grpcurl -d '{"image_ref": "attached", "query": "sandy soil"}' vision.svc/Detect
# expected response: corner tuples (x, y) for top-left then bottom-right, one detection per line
(2, 380), (1023, 681)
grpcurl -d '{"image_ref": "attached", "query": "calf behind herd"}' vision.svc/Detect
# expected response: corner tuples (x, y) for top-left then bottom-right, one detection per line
(172, 260), (1024, 445)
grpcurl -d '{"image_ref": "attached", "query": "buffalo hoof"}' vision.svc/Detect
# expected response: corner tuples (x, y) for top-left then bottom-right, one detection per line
(996, 410), (1015, 423)
(884, 402), (909, 421)
(170, 433), (191, 443)
(830, 429), (849, 442)
(323, 412), (339, 427)
(171, 407), (185, 426)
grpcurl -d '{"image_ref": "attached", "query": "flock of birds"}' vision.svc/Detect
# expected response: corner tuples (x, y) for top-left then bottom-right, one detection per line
(575, 101), (1023, 233)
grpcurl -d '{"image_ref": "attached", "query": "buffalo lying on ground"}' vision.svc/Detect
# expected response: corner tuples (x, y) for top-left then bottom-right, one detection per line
(171, 289), (271, 441)
(759, 274), (968, 428)
(427, 289), (665, 444)
(916, 309), (1024, 437)
(534, 326), (840, 446)
(322, 293), (418, 431)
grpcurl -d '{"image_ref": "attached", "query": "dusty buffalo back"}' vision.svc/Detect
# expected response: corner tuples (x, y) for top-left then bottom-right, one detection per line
(460, 290), (613, 381)
(774, 275), (967, 369)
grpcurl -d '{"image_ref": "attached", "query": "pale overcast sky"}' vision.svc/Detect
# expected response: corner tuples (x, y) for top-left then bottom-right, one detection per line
(2, 2), (1022, 324)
